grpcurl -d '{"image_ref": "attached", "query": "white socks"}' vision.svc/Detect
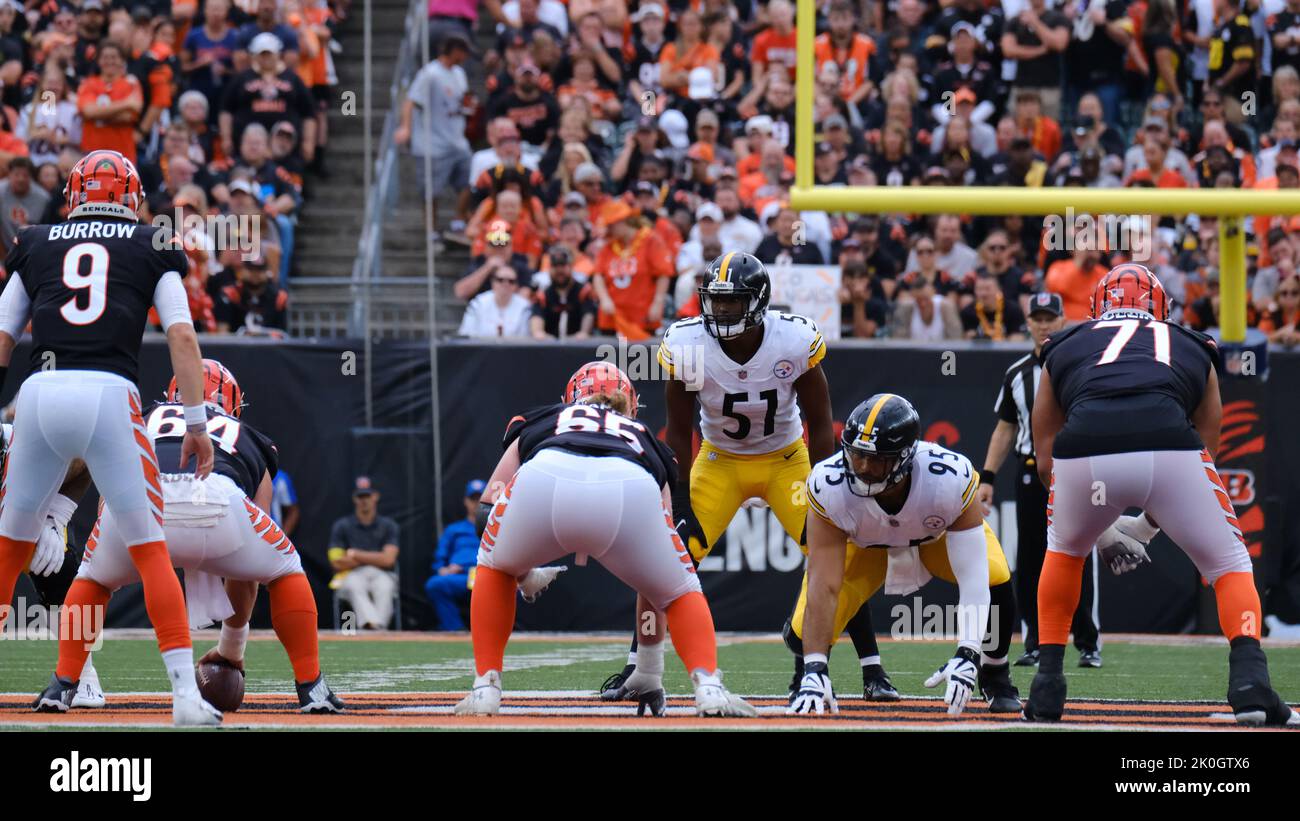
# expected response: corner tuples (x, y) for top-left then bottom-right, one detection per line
(162, 648), (199, 698)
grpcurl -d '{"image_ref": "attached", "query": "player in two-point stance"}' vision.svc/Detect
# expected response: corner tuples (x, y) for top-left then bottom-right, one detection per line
(602, 251), (897, 714)
(456, 361), (755, 718)
(1026, 263), (1297, 725)
(36, 361), (345, 714)
(787, 394), (1022, 717)
(0, 150), (221, 726)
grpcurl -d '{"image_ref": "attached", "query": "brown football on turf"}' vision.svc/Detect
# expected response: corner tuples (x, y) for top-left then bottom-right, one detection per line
(196, 660), (245, 713)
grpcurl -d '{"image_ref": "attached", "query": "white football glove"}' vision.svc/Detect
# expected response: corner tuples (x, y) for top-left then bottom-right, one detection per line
(29, 494), (77, 577)
(786, 661), (838, 715)
(924, 647), (980, 716)
(518, 566), (566, 602)
(1097, 514), (1158, 575)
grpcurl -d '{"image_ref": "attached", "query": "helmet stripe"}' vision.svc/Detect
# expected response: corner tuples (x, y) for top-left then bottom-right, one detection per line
(717, 251), (736, 283)
(856, 393), (896, 445)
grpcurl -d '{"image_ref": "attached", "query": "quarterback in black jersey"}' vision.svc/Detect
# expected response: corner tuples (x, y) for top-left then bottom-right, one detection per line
(457, 361), (755, 719)
(1026, 264), (1297, 726)
(0, 150), (219, 727)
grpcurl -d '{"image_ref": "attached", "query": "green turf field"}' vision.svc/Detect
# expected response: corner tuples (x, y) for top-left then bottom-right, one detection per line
(3, 633), (1296, 703)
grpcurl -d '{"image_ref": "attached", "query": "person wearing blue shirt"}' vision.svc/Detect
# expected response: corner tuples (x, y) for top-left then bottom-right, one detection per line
(270, 469), (299, 535)
(425, 479), (485, 630)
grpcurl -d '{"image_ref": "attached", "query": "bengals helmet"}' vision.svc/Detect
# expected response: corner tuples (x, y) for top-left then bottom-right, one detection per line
(64, 150), (144, 221)
(699, 251), (771, 339)
(167, 359), (244, 418)
(1090, 263), (1169, 320)
(839, 393), (921, 497)
(564, 361), (639, 417)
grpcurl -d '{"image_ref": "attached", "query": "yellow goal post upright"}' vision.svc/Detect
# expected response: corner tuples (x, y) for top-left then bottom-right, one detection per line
(788, 0), (1300, 345)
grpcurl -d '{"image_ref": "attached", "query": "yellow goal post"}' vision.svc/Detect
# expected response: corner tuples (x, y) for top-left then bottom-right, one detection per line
(788, 0), (1300, 342)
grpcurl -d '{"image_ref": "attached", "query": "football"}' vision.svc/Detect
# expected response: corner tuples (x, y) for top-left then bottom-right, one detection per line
(196, 660), (245, 713)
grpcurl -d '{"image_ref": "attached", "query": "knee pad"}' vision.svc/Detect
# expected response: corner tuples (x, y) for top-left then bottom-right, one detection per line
(782, 617), (804, 657)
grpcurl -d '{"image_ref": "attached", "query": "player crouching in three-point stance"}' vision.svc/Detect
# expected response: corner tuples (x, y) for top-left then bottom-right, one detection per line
(1027, 264), (1297, 726)
(457, 361), (755, 718)
(0, 150), (221, 726)
(40, 361), (345, 714)
(788, 394), (1022, 716)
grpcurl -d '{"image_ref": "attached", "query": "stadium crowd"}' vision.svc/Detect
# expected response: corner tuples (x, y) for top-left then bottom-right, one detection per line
(0, 0), (346, 337)
(418, 0), (1300, 345)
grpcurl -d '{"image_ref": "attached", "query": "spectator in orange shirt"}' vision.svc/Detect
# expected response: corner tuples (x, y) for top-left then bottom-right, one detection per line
(78, 42), (144, 163)
(815, 0), (876, 107)
(751, 0), (798, 86)
(1125, 137), (1189, 187)
(736, 116), (796, 178)
(592, 198), (674, 338)
(659, 8), (719, 98)
(468, 188), (544, 268)
(632, 179), (682, 260)
(1044, 248), (1107, 321)
(1013, 89), (1060, 163)
(739, 140), (793, 208)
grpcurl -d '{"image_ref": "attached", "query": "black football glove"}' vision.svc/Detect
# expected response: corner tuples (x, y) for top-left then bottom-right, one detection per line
(670, 481), (705, 562)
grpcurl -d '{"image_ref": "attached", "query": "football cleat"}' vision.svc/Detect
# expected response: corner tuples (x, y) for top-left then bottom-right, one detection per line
(455, 670), (502, 716)
(173, 693), (223, 727)
(692, 671), (757, 718)
(296, 674), (346, 714)
(72, 676), (106, 709)
(862, 665), (901, 702)
(602, 669), (666, 717)
(600, 663), (637, 700)
(518, 566), (566, 602)
(33, 675), (78, 713)
(1023, 671), (1067, 722)
(979, 664), (1023, 713)
(1228, 684), (1300, 728)
(1078, 650), (1103, 669)
(1014, 649), (1040, 667)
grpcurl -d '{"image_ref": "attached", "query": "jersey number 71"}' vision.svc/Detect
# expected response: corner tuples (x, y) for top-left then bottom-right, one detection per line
(1092, 319), (1171, 366)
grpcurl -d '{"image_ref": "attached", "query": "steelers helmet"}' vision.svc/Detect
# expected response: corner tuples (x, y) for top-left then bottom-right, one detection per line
(699, 251), (771, 339)
(840, 393), (921, 497)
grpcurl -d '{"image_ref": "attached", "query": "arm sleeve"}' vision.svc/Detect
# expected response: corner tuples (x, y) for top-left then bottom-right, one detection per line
(944, 525), (991, 652)
(152, 271), (194, 331)
(0, 273), (31, 338)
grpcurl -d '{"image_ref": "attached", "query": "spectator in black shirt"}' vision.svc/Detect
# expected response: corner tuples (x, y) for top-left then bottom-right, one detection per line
(973, 228), (1037, 313)
(214, 251), (290, 335)
(1203, 0), (1256, 124)
(1064, 0), (1134, 127)
(754, 205), (825, 265)
(234, 0), (300, 73)
(328, 477), (400, 630)
(530, 245), (596, 339)
(496, 0), (562, 53)
(840, 258), (888, 338)
(1002, 0), (1070, 120)
(220, 32), (316, 163)
(961, 271), (1028, 340)
(486, 60), (560, 156)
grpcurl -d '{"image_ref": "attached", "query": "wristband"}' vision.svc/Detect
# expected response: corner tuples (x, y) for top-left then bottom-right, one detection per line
(804, 652), (829, 667)
(979, 468), (997, 484)
(184, 404), (208, 428)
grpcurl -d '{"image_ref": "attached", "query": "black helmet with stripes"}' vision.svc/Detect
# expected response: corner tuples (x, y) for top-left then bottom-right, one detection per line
(840, 393), (920, 497)
(699, 251), (770, 339)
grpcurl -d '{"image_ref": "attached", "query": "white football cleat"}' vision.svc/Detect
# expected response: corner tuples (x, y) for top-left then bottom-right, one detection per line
(455, 670), (502, 715)
(518, 566), (566, 602)
(173, 693), (222, 727)
(692, 671), (757, 718)
(72, 658), (105, 709)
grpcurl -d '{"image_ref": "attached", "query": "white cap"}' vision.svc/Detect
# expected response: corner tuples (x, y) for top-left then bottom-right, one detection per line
(659, 109), (689, 149)
(249, 32), (283, 54)
(688, 67), (716, 100)
(695, 202), (723, 221)
(746, 115), (774, 135)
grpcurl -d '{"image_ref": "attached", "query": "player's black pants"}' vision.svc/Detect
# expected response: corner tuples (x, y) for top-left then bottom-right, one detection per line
(1016, 457), (1098, 652)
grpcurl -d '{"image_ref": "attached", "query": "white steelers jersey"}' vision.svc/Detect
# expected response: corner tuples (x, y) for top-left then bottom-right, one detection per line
(806, 441), (980, 549)
(657, 311), (827, 455)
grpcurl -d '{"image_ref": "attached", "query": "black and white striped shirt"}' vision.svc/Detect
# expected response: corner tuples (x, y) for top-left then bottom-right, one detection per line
(993, 351), (1041, 458)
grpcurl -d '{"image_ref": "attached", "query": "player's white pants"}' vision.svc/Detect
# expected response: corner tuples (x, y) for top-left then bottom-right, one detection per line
(77, 474), (301, 590)
(1047, 449), (1253, 584)
(0, 370), (164, 545)
(478, 448), (701, 611)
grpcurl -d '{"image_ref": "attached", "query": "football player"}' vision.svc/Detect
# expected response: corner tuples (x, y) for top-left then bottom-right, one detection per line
(1026, 264), (1297, 725)
(35, 360), (346, 715)
(787, 393), (1023, 716)
(602, 251), (898, 712)
(0, 150), (220, 726)
(457, 361), (755, 718)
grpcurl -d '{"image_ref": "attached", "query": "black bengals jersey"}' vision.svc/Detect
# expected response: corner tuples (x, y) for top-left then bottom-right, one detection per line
(1041, 312), (1218, 458)
(503, 402), (679, 489)
(146, 402), (278, 498)
(5, 220), (189, 386)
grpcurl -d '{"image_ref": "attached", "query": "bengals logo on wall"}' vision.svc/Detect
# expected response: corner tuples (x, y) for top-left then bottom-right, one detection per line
(1218, 469), (1256, 506)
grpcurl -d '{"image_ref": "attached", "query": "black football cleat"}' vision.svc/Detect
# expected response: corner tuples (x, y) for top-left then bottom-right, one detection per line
(33, 674), (78, 713)
(1023, 671), (1067, 722)
(1077, 650), (1103, 669)
(979, 664), (1023, 714)
(600, 664), (636, 701)
(296, 674), (346, 714)
(862, 665), (901, 702)
(1228, 683), (1300, 728)
(1013, 649), (1040, 667)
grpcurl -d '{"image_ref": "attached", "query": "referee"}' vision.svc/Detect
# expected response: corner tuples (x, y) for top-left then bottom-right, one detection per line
(978, 293), (1101, 668)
